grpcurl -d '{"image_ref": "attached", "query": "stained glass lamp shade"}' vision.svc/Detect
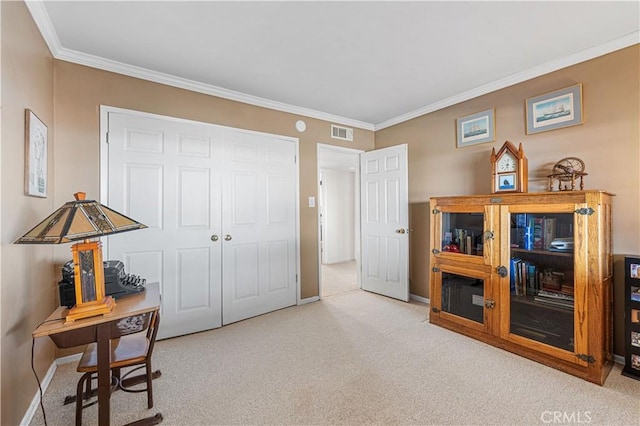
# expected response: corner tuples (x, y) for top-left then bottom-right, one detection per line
(15, 192), (146, 322)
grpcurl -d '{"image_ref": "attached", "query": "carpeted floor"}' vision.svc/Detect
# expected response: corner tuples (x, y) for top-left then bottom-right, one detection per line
(30, 289), (640, 425)
(321, 260), (358, 297)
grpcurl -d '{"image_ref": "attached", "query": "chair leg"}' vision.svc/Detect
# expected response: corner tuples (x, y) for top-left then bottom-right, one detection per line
(83, 373), (92, 400)
(112, 367), (121, 385)
(76, 373), (90, 426)
(146, 362), (154, 409)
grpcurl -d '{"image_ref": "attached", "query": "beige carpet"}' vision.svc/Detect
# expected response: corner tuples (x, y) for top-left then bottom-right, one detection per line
(321, 261), (358, 297)
(30, 289), (640, 425)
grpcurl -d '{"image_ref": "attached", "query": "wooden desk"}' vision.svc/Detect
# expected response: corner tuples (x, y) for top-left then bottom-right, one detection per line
(33, 283), (161, 426)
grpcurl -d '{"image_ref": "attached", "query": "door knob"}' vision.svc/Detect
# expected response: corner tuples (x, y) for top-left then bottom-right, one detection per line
(396, 228), (406, 234)
(211, 234), (219, 242)
(224, 234), (232, 241)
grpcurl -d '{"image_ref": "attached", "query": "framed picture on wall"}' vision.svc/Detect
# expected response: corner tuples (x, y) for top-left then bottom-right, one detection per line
(526, 84), (583, 134)
(456, 108), (495, 148)
(25, 109), (48, 198)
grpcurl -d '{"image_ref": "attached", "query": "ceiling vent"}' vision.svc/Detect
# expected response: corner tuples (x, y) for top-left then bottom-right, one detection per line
(331, 124), (353, 142)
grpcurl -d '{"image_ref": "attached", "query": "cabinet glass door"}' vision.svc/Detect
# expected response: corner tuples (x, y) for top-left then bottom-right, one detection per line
(433, 205), (493, 266)
(432, 265), (493, 334)
(502, 207), (584, 362)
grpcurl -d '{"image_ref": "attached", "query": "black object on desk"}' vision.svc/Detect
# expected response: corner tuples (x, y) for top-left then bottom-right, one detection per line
(59, 260), (146, 308)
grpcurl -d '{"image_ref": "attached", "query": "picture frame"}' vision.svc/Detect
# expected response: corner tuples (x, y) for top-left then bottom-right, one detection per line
(25, 109), (48, 197)
(456, 108), (495, 148)
(496, 173), (516, 192)
(526, 84), (583, 134)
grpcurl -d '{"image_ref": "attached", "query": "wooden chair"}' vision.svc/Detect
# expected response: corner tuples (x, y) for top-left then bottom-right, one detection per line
(75, 309), (160, 426)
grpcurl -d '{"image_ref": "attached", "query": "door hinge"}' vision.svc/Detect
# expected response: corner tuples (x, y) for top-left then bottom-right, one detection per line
(105, 132), (109, 144)
(432, 248), (440, 255)
(576, 353), (596, 363)
(431, 307), (440, 313)
(432, 208), (440, 215)
(296, 274), (298, 283)
(432, 266), (440, 273)
(575, 207), (594, 216)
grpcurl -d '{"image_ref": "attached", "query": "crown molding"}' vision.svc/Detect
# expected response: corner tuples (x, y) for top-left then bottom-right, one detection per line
(25, 0), (63, 56)
(25, 1), (638, 133)
(24, 1), (375, 131)
(375, 32), (640, 131)
(55, 46), (375, 131)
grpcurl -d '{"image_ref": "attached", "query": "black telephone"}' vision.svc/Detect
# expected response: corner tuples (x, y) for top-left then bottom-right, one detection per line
(58, 260), (146, 308)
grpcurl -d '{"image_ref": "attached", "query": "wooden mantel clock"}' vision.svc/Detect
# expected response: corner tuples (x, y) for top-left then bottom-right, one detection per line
(490, 140), (528, 193)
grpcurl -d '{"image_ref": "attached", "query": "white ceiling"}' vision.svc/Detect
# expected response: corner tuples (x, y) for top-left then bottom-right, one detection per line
(28, 1), (639, 130)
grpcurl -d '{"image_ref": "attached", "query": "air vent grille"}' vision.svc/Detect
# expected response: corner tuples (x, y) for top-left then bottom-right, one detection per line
(331, 125), (353, 142)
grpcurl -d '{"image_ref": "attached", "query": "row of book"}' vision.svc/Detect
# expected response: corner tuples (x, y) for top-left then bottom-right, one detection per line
(510, 258), (539, 296)
(534, 289), (574, 310)
(510, 257), (574, 309)
(512, 214), (571, 250)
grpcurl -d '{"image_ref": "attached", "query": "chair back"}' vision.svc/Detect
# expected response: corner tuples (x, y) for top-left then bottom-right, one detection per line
(145, 309), (160, 359)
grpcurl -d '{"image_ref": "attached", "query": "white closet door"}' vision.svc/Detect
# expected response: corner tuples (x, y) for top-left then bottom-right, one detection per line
(360, 144), (409, 301)
(107, 112), (223, 339)
(221, 130), (297, 325)
(106, 110), (298, 337)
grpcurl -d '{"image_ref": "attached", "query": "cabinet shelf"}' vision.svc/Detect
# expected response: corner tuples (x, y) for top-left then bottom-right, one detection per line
(511, 294), (574, 314)
(429, 191), (613, 385)
(511, 248), (573, 258)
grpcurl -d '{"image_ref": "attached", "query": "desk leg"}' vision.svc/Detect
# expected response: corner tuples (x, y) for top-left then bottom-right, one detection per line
(96, 323), (111, 426)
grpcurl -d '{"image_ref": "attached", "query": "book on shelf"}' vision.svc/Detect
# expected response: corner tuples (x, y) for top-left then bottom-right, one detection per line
(632, 331), (640, 348)
(533, 218), (544, 249)
(544, 218), (557, 249)
(510, 257), (520, 295)
(532, 217), (558, 250)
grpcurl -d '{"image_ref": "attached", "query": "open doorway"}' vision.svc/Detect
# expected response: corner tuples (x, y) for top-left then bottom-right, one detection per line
(317, 144), (363, 298)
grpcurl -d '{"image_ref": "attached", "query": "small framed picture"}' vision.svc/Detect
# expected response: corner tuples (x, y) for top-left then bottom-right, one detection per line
(526, 84), (583, 134)
(630, 263), (640, 279)
(632, 354), (640, 370)
(496, 173), (516, 192)
(456, 108), (495, 148)
(25, 109), (48, 198)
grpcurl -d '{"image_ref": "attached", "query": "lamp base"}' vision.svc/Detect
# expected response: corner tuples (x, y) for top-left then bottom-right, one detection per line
(65, 296), (116, 323)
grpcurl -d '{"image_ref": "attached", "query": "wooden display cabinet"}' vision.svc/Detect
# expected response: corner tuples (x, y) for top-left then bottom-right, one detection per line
(429, 191), (614, 385)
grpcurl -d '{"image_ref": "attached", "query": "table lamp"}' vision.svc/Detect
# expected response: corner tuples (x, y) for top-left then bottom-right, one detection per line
(15, 192), (147, 322)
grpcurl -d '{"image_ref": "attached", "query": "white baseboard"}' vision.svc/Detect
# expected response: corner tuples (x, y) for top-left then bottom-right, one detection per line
(20, 352), (83, 426)
(410, 294), (430, 304)
(56, 353), (82, 365)
(20, 361), (57, 426)
(298, 295), (320, 305)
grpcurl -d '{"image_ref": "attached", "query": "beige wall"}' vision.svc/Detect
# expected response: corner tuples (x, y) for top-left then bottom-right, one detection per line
(53, 61), (374, 302)
(1, 2), (57, 425)
(376, 45), (640, 355)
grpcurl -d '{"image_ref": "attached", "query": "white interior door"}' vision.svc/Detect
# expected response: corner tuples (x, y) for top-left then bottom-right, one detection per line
(106, 112), (223, 339)
(360, 144), (409, 301)
(221, 130), (297, 325)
